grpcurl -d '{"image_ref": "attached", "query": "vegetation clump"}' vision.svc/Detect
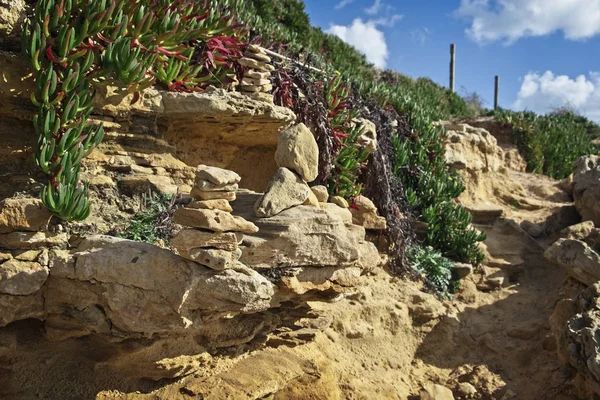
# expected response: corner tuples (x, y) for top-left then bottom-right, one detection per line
(122, 192), (177, 244)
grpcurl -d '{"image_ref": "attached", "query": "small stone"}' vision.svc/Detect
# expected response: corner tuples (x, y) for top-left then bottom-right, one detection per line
(173, 208), (258, 233)
(456, 382), (477, 396)
(182, 248), (242, 270)
(246, 44), (266, 54)
(452, 263), (473, 279)
(190, 189), (237, 201)
(303, 189), (319, 207)
(196, 165), (241, 186)
(275, 123), (319, 182)
(311, 186), (329, 203)
(14, 250), (42, 262)
(319, 203), (353, 224)
(171, 229), (238, 252)
(194, 179), (239, 192)
(188, 199), (232, 212)
(244, 50), (271, 63)
(241, 77), (270, 86)
(0, 198), (52, 234)
(420, 383), (455, 400)
(254, 168), (310, 218)
(330, 196), (349, 209)
(238, 57), (275, 72)
(244, 69), (271, 80)
(0, 260), (48, 295)
(240, 83), (273, 93)
(349, 196), (387, 230)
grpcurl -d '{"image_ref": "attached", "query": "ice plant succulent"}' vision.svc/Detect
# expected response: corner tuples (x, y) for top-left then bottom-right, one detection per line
(22, 0), (246, 220)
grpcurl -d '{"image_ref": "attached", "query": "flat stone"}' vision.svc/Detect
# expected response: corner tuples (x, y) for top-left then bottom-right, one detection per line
(275, 123), (319, 182)
(0, 232), (68, 249)
(188, 199), (233, 212)
(244, 51), (271, 63)
(191, 189), (237, 201)
(0, 259), (48, 295)
(240, 83), (273, 93)
(173, 208), (258, 233)
(182, 248), (242, 270)
(452, 263), (473, 278)
(241, 77), (270, 86)
(196, 165), (241, 186)
(238, 57), (275, 72)
(244, 69), (271, 80)
(119, 174), (178, 196)
(311, 186), (329, 203)
(171, 229), (238, 252)
(14, 250), (42, 262)
(246, 44), (266, 55)
(254, 168), (310, 218)
(0, 198), (52, 234)
(194, 179), (239, 192)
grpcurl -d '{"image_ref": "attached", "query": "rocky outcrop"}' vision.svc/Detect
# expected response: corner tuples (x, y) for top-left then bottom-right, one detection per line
(545, 239), (600, 286)
(239, 45), (274, 103)
(573, 156), (600, 225)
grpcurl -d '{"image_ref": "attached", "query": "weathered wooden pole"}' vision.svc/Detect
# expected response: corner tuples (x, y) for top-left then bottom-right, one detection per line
(449, 44), (455, 92)
(494, 75), (500, 110)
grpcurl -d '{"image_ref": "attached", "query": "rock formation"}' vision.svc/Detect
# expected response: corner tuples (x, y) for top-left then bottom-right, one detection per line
(238, 45), (274, 103)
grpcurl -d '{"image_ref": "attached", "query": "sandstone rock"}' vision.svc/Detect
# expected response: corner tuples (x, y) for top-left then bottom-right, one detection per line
(244, 50), (271, 63)
(275, 123), (319, 182)
(0, 252), (11, 262)
(0, 291), (45, 327)
(240, 84), (273, 93)
(355, 118), (378, 153)
(14, 249), (42, 262)
(303, 189), (319, 207)
(119, 174), (178, 196)
(254, 168), (310, 218)
(0, 0), (26, 48)
(171, 229), (238, 252)
(573, 156), (600, 225)
(452, 263), (473, 279)
(560, 174), (574, 195)
(194, 179), (239, 192)
(94, 84), (164, 116)
(319, 202), (353, 224)
(235, 192), (381, 270)
(0, 259), (48, 295)
(0, 232), (68, 249)
(191, 189), (237, 201)
(238, 57), (275, 72)
(180, 248), (242, 270)
(188, 199), (233, 212)
(420, 383), (455, 400)
(350, 196), (387, 230)
(246, 44), (266, 54)
(241, 77), (270, 86)
(311, 185), (329, 203)
(559, 221), (596, 241)
(0, 198), (52, 234)
(244, 69), (271, 80)
(330, 196), (349, 209)
(545, 239), (600, 286)
(247, 92), (274, 103)
(196, 165), (241, 186)
(521, 220), (544, 238)
(174, 208), (258, 233)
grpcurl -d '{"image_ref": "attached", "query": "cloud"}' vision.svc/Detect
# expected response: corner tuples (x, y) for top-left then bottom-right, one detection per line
(457, 0), (600, 44)
(513, 71), (600, 121)
(372, 14), (404, 28)
(410, 27), (431, 45)
(365, 0), (383, 15)
(335, 0), (354, 10)
(327, 18), (389, 68)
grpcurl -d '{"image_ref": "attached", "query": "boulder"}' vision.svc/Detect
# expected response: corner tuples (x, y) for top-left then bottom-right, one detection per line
(254, 168), (310, 218)
(194, 179), (239, 192)
(559, 221), (596, 241)
(171, 229), (239, 252)
(179, 248), (242, 270)
(0, 198), (52, 234)
(544, 239), (600, 286)
(235, 192), (381, 270)
(0, 259), (48, 295)
(311, 185), (329, 203)
(573, 156), (600, 225)
(196, 165), (241, 186)
(188, 199), (233, 212)
(350, 196), (387, 230)
(420, 383), (455, 400)
(174, 208), (259, 233)
(274, 123), (319, 182)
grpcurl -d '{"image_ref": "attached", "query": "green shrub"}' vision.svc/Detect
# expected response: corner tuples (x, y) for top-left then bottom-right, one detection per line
(494, 109), (598, 179)
(407, 245), (456, 298)
(122, 192), (177, 244)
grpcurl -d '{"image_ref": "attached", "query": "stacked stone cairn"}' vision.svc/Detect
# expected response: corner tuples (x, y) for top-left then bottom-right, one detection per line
(171, 165), (258, 270)
(237, 44), (275, 104)
(255, 123), (319, 217)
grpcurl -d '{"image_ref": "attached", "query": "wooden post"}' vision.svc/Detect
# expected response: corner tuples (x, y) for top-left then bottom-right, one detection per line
(449, 44), (455, 92)
(494, 75), (499, 110)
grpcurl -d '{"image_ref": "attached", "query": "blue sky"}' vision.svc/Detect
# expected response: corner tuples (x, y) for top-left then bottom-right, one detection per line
(303, 0), (600, 121)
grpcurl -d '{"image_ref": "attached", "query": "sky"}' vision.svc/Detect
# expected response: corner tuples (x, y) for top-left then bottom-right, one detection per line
(302, 0), (600, 121)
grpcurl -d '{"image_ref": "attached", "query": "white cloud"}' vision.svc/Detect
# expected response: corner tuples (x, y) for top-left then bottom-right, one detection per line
(335, 0), (354, 10)
(365, 0), (383, 15)
(372, 14), (404, 28)
(513, 71), (600, 121)
(457, 0), (600, 44)
(411, 27), (431, 45)
(327, 18), (389, 69)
